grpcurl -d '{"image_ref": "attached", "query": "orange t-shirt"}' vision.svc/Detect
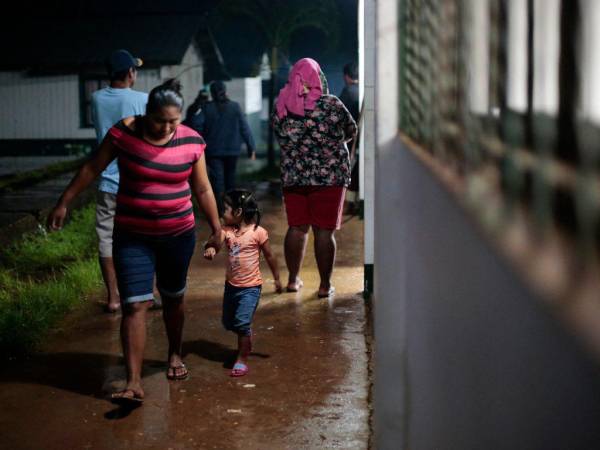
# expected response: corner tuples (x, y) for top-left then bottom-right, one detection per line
(224, 225), (269, 287)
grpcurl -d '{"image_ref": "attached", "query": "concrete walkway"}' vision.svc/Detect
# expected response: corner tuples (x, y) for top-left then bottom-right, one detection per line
(0, 184), (370, 450)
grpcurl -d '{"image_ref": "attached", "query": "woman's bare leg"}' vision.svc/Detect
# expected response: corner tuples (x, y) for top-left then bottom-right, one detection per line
(284, 225), (310, 290)
(162, 295), (187, 379)
(117, 300), (152, 398)
(313, 226), (336, 295)
(100, 257), (120, 312)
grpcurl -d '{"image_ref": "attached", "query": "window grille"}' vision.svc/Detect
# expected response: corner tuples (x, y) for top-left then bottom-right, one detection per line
(399, 0), (600, 304)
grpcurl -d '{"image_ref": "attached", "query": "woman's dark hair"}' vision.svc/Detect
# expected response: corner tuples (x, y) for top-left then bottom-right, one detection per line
(210, 80), (229, 110)
(223, 189), (261, 228)
(147, 78), (184, 114)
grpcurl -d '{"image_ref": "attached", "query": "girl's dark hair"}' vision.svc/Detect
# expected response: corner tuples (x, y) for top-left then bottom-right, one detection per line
(147, 78), (184, 114)
(223, 189), (261, 228)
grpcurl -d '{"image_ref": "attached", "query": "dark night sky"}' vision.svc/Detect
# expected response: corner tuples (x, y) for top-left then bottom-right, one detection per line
(8, 0), (358, 95)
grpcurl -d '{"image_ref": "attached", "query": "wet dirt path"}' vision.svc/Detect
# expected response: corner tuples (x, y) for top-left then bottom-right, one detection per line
(0, 185), (369, 449)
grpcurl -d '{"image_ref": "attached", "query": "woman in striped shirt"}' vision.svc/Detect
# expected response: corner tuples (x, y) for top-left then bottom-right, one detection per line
(47, 79), (222, 404)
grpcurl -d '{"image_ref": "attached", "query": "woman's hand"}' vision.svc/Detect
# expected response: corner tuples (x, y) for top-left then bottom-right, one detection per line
(46, 137), (117, 232)
(204, 230), (224, 257)
(47, 204), (68, 231)
(203, 246), (217, 260)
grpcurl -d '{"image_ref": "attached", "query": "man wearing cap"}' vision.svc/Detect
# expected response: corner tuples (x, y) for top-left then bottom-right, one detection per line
(91, 49), (148, 313)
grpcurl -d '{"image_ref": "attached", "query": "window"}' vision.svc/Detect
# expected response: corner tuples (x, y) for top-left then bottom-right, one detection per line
(398, 0), (600, 303)
(79, 76), (109, 128)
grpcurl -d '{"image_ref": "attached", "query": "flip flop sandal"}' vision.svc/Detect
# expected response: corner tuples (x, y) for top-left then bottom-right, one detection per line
(286, 279), (304, 292)
(110, 389), (144, 405)
(166, 363), (189, 381)
(230, 362), (249, 377)
(317, 286), (335, 298)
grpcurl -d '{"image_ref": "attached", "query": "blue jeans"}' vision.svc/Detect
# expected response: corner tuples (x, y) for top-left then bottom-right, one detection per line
(113, 229), (196, 304)
(206, 156), (238, 214)
(222, 283), (262, 336)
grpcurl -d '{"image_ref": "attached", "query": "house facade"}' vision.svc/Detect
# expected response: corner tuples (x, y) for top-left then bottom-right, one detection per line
(0, 14), (225, 155)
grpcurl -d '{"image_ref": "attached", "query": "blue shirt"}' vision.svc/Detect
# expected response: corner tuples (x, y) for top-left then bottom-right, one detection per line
(188, 100), (256, 157)
(91, 87), (148, 194)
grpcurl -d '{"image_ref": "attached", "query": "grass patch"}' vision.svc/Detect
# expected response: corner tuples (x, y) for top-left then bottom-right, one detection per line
(1, 206), (98, 276)
(0, 158), (85, 193)
(0, 203), (102, 358)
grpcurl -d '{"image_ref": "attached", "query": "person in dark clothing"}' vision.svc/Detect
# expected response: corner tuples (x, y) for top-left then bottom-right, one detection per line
(339, 62), (359, 121)
(189, 81), (256, 214)
(339, 62), (360, 212)
(184, 88), (209, 125)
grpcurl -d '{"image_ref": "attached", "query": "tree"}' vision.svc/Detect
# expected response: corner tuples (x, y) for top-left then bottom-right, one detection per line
(215, 0), (340, 168)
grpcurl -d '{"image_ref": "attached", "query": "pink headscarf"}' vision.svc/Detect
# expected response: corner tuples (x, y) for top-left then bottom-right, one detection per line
(276, 58), (323, 119)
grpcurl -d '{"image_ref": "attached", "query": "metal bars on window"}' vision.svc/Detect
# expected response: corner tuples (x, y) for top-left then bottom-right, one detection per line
(399, 0), (600, 272)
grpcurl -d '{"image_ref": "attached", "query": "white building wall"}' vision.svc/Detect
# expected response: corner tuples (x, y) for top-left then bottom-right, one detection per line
(578, 0), (600, 124)
(224, 77), (263, 114)
(0, 42), (202, 141)
(362, 0), (376, 271)
(371, 2), (600, 449)
(532, 0), (560, 115)
(507, 0), (529, 113)
(134, 69), (162, 98)
(467, 0), (491, 114)
(0, 72), (96, 140)
(159, 44), (204, 112)
(372, 0), (406, 448)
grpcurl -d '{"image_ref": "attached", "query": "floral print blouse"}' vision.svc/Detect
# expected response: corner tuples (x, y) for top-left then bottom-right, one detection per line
(272, 95), (358, 187)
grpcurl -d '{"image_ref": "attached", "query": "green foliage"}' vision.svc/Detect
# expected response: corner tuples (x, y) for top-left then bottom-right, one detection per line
(0, 204), (101, 358)
(1, 205), (97, 276)
(216, 0), (341, 61)
(215, 0), (341, 168)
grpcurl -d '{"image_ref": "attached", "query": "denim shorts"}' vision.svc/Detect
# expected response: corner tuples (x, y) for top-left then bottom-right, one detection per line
(113, 228), (196, 304)
(222, 283), (262, 336)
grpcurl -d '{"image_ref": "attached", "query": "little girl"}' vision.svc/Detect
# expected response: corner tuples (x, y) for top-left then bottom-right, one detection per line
(204, 189), (282, 377)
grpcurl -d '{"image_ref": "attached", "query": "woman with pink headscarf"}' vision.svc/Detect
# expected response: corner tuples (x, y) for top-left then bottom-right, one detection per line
(272, 58), (357, 298)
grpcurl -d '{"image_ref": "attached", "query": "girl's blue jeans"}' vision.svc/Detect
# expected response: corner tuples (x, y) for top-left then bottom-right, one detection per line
(222, 283), (262, 336)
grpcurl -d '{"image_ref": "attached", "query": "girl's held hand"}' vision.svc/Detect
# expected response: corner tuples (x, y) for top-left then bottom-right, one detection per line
(274, 279), (283, 293)
(204, 247), (216, 260)
(205, 230), (224, 253)
(47, 205), (67, 231)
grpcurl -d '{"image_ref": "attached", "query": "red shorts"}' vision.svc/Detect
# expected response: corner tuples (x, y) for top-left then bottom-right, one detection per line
(283, 186), (346, 230)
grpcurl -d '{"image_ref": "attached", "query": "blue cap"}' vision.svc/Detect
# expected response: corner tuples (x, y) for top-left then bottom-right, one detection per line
(107, 49), (143, 76)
